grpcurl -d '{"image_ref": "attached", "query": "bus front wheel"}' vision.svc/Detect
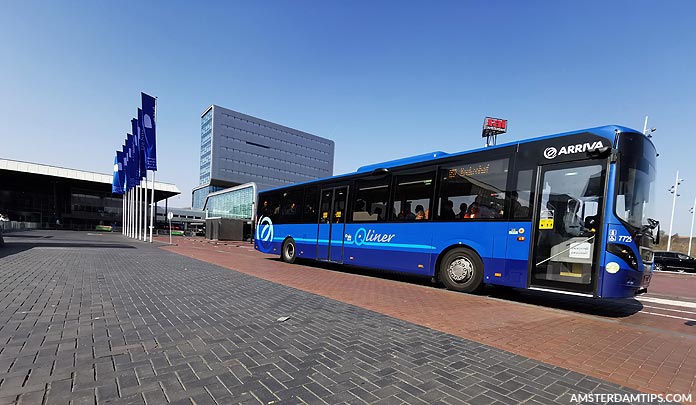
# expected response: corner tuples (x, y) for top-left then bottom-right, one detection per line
(281, 238), (297, 264)
(440, 248), (483, 293)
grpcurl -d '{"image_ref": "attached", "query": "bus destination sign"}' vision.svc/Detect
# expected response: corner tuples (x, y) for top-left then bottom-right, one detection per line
(482, 117), (508, 137)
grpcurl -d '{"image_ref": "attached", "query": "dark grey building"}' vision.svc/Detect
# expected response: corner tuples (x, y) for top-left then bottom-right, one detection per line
(192, 105), (334, 209)
(0, 158), (180, 231)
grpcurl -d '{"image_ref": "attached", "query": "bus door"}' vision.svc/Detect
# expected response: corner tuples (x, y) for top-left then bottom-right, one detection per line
(317, 187), (348, 262)
(530, 161), (605, 294)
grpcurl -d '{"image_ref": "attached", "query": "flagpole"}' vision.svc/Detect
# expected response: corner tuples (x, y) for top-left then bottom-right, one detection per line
(129, 188), (132, 238)
(140, 181), (143, 240)
(142, 177), (147, 241)
(141, 182), (145, 240)
(134, 184), (138, 239)
(130, 188), (134, 238)
(139, 179), (143, 240)
(122, 192), (125, 235)
(140, 177), (147, 241)
(127, 189), (130, 237)
(149, 96), (157, 243)
(149, 171), (155, 242)
(141, 178), (145, 240)
(133, 187), (136, 239)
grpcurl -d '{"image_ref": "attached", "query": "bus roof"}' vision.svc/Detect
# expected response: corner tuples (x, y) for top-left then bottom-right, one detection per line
(260, 125), (645, 193)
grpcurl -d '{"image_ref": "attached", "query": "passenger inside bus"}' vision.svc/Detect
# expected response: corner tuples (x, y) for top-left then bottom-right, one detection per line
(415, 204), (425, 220)
(456, 203), (468, 219)
(466, 202), (480, 218)
(440, 200), (456, 220)
(259, 200), (272, 218)
(398, 202), (416, 221)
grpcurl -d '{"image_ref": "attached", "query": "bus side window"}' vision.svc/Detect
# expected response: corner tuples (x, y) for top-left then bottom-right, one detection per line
(511, 169), (533, 220)
(258, 191), (282, 222)
(437, 158), (509, 220)
(279, 189), (303, 224)
(390, 171), (434, 222)
(352, 177), (390, 222)
(303, 187), (319, 223)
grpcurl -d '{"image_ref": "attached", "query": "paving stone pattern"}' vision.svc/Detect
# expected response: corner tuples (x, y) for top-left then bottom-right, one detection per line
(0, 232), (653, 404)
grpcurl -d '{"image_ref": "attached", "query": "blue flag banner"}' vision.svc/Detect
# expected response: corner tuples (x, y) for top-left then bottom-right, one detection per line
(137, 109), (146, 179)
(121, 144), (128, 192)
(112, 153), (123, 194)
(141, 92), (157, 171)
(126, 134), (136, 191)
(116, 150), (125, 194)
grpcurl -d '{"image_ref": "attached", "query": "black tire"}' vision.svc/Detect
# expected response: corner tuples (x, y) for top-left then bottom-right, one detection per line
(281, 238), (297, 264)
(654, 263), (664, 272)
(439, 248), (484, 293)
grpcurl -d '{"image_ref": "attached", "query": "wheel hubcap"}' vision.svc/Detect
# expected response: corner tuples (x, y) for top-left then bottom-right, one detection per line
(448, 257), (473, 283)
(286, 244), (294, 258)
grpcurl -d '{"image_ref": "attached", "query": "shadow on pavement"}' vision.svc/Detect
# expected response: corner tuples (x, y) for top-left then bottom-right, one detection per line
(271, 257), (643, 318)
(1, 234), (54, 239)
(0, 241), (135, 259)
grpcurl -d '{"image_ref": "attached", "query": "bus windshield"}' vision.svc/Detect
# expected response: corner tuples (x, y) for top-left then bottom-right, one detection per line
(615, 132), (657, 231)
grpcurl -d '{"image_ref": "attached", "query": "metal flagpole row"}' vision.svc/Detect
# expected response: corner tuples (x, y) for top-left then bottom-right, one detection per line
(132, 187), (135, 238)
(149, 171), (155, 242)
(137, 183), (141, 240)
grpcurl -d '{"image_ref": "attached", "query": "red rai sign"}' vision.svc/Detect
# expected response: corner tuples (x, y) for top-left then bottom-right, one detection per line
(482, 117), (507, 137)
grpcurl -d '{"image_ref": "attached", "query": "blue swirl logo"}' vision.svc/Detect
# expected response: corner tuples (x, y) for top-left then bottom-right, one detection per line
(256, 216), (274, 252)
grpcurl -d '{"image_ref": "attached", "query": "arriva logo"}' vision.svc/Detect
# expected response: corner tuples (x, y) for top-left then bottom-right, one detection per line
(543, 141), (605, 159)
(256, 216), (274, 252)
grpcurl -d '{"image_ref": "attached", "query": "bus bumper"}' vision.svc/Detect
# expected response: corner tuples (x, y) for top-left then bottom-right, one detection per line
(599, 265), (652, 298)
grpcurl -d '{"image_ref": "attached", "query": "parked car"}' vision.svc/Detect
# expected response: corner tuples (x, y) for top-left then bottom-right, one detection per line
(653, 251), (696, 273)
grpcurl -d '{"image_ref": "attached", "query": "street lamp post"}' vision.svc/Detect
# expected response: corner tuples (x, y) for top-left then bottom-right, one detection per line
(689, 197), (696, 256)
(667, 170), (684, 252)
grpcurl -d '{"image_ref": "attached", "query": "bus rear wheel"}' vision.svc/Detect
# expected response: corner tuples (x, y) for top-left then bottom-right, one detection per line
(440, 248), (483, 293)
(281, 238), (297, 264)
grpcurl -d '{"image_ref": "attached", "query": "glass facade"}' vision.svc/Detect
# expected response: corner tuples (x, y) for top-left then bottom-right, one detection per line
(199, 109), (213, 185)
(204, 185), (255, 220)
(192, 185), (223, 210)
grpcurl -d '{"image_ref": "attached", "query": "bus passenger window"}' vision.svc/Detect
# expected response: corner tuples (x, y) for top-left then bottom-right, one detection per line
(279, 189), (303, 223)
(390, 171), (434, 222)
(352, 177), (390, 222)
(437, 158), (509, 221)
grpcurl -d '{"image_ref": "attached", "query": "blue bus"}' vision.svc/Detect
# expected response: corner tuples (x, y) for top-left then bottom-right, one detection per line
(255, 126), (658, 298)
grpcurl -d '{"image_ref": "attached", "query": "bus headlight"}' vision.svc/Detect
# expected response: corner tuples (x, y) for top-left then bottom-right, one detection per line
(607, 243), (638, 270)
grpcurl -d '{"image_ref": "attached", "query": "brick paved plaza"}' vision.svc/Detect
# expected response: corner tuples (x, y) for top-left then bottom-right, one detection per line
(0, 231), (673, 404)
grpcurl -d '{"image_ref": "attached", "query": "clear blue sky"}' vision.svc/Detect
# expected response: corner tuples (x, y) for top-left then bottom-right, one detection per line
(1, 2), (695, 234)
